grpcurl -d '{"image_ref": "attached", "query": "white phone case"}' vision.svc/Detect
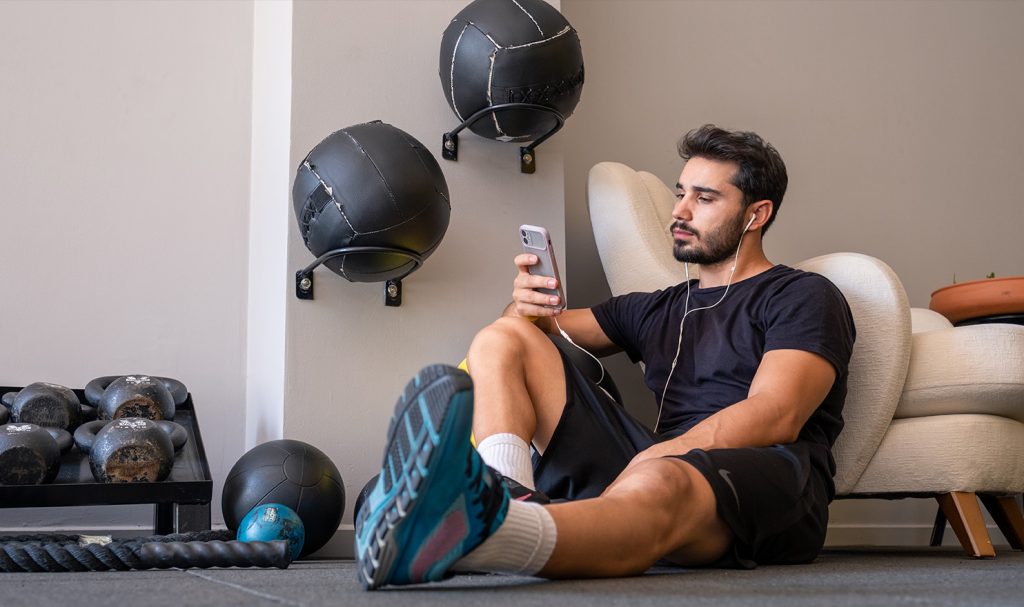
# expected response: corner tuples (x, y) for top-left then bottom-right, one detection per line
(519, 224), (566, 310)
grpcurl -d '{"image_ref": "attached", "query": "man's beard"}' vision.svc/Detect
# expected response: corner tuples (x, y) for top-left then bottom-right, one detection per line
(671, 211), (747, 265)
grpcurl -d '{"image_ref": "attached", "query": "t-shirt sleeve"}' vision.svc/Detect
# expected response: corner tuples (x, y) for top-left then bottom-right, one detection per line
(763, 274), (856, 376)
(591, 290), (662, 363)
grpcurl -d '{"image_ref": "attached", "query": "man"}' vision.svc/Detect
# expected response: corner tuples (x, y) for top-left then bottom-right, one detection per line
(355, 125), (855, 589)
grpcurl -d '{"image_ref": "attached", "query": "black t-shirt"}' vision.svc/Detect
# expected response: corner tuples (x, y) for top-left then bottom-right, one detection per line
(591, 265), (855, 463)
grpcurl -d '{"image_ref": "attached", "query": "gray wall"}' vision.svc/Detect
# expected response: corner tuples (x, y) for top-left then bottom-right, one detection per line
(0, 0), (253, 529)
(560, 0), (1024, 546)
(285, 0), (566, 551)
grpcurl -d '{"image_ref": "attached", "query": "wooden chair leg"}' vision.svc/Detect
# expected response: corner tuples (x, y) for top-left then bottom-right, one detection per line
(978, 494), (1024, 550)
(936, 492), (995, 558)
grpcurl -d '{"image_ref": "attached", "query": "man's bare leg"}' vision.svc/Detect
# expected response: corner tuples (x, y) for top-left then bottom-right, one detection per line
(542, 457), (733, 577)
(456, 453), (732, 577)
(466, 317), (568, 453)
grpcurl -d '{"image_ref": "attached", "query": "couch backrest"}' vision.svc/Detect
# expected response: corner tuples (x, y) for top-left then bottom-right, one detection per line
(588, 162), (681, 294)
(588, 161), (913, 495)
(795, 253), (912, 494)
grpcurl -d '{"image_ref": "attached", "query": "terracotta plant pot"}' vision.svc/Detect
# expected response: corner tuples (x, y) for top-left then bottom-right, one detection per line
(929, 276), (1024, 324)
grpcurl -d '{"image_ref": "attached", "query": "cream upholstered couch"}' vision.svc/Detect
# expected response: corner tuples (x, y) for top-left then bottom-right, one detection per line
(586, 161), (1024, 557)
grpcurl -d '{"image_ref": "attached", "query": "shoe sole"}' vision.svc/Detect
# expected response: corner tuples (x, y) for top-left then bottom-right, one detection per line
(356, 364), (473, 590)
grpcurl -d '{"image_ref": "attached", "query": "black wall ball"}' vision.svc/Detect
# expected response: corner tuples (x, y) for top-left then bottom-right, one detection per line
(292, 121), (451, 283)
(440, 0), (584, 142)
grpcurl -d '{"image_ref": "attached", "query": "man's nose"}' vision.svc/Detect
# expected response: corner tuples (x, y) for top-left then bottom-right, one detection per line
(672, 196), (692, 221)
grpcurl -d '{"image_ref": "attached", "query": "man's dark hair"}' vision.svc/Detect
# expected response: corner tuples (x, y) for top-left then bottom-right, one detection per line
(677, 124), (788, 235)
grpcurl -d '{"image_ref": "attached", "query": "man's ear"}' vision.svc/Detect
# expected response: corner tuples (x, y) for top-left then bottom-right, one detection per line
(747, 200), (774, 231)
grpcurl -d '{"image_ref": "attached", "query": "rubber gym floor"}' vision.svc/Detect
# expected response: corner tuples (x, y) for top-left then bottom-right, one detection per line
(0, 547), (1021, 606)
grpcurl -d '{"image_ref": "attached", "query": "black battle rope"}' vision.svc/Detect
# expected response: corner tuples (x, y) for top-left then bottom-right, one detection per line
(0, 531), (292, 572)
(0, 529), (232, 545)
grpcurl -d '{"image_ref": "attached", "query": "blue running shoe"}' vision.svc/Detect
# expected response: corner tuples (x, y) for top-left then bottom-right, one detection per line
(355, 364), (510, 590)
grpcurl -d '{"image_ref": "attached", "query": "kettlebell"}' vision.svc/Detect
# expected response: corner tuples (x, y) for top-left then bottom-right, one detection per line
(84, 375), (188, 411)
(74, 418), (187, 483)
(2, 382), (93, 432)
(94, 376), (176, 421)
(0, 423), (73, 485)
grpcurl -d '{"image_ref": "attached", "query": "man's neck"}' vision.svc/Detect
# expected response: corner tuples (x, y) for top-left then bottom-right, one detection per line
(696, 248), (774, 289)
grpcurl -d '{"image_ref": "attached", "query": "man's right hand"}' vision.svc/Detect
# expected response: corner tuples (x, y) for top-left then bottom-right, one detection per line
(511, 253), (563, 319)
(504, 255), (619, 357)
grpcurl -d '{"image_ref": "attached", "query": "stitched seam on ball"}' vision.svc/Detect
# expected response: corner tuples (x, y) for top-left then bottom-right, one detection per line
(503, 25), (570, 50)
(468, 20), (503, 49)
(303, 161), (358, 235)
(487, 49), (506, 137)
(449, 23), (469, 122)
(511, 0), (544, 36)
(340, 128), (401, 218)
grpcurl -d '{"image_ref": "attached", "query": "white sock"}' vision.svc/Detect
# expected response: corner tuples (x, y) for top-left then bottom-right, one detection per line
(476, 433), (535, 490)
(452, 500), (557, 576)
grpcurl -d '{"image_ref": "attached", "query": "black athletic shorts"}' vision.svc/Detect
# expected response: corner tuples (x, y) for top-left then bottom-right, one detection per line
(532, 339), (835, 568)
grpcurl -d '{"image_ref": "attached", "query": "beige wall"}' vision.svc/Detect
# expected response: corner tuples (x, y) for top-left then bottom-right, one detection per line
(561, 0), (1024, 545)
(285, 0), (566, 551)
(0, 0), (253, 529)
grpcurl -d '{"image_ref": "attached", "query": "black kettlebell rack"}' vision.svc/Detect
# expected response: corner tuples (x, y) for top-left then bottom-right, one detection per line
(442, 102), (566, 174)
(0, 385), (213, 535)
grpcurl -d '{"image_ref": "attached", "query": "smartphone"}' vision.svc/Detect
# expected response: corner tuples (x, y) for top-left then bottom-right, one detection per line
(519, 224), (566, 310)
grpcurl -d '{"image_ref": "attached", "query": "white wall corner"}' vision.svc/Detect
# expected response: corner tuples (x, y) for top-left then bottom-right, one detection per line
(245, 0), (294, 449)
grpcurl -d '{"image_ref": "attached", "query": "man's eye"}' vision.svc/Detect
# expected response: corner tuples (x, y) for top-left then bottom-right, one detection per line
(675, 193), (684, 200)
(698, 196), (712, 203)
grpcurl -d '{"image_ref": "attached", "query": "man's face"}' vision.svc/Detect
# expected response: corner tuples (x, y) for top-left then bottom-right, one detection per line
(670, 157), (748, 266)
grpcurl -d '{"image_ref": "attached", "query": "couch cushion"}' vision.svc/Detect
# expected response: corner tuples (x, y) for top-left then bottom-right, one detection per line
(850, 414), (1024, 495)
(895, 323), (1024, 423)
(911, 307), (953, 333)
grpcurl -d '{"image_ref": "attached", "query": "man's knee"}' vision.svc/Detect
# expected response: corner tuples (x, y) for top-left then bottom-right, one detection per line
(606, 458), (724, 558)
(608, 458), (700, 509)
(467, 317), (552, 366)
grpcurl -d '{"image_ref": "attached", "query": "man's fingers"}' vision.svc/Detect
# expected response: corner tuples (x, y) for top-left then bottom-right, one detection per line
(514, 287), (561, 309)
(514, 273), (559, 290)
(514, 253), (539, 268)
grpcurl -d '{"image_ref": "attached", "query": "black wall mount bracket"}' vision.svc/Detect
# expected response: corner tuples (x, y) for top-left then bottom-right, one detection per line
(442, 103), (565, 174)
(295, 246), (423, 305)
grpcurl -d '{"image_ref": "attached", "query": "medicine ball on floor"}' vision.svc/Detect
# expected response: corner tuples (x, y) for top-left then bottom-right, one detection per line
(292, 121), (450, 283)
(237, 503), (306, 561)
(222, 439), (345, 558)
(439, 0), (584, 142)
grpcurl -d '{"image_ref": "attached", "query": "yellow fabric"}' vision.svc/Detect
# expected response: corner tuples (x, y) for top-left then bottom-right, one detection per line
(458, 358), (475, 447)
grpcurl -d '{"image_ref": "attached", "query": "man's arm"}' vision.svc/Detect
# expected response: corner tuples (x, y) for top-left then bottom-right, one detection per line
(505, 253), (621, 357)
(627, 349), (836, 466)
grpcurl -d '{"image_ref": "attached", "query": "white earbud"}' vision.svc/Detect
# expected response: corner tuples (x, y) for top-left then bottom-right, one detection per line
(745, 214), (757, 231)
